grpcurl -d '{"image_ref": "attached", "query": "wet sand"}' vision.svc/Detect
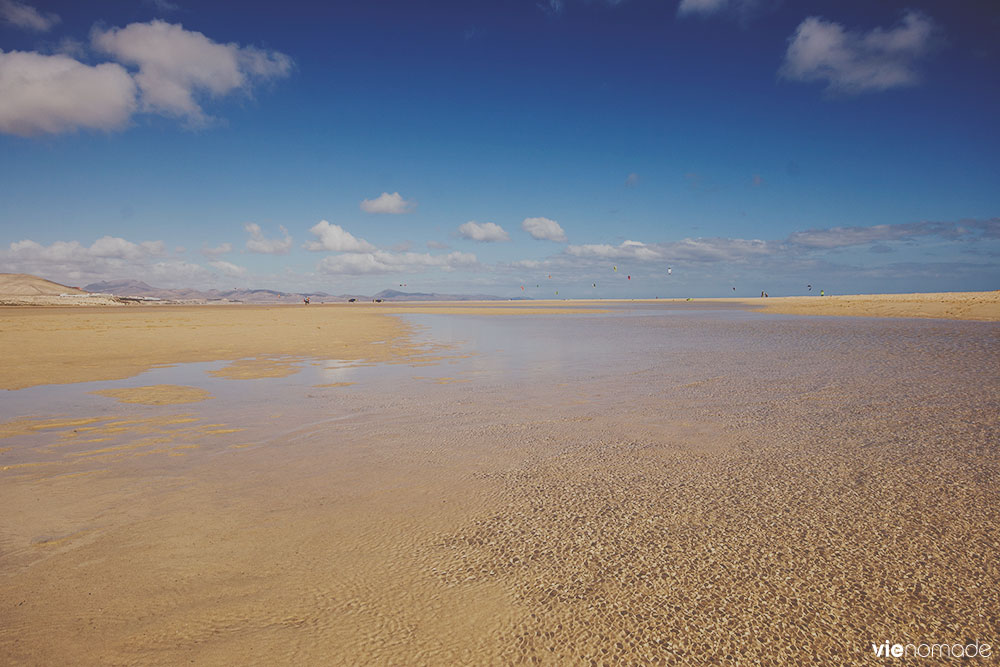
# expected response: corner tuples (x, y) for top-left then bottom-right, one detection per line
(1, 306), (998, 665)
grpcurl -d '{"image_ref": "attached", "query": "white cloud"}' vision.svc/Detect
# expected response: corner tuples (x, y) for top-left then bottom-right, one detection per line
(200, 242), (232, 257)
(304, 220), (376, 252)
(657, 237), (776, 262)
(510, 259), (546, 269)
(319, 250), (477, 275)
(677, 0), (728, 16)
(427, 240), (450, 250)
(786, 220), (997, 249)
(780, 11), (938, 95)
(147, 259), (213, 283)
(0, 0), (58, 32)
(676, 0), (764, 19)
(522, 216), (567, 242)
(458, 221), (510, 242)
(0, 51), (138, 136)
(566, 239), (660, 261)
(92, 20), (292, 125)
(244, 223), (292, 254)
(209, 260), (247, 277)
(8, 236), (165, 263)
(1, 235), (175, 285)
(360, 192), (415, 214)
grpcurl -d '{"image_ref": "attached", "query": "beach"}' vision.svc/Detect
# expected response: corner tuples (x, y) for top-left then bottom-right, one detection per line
(1, 299), (998, 664)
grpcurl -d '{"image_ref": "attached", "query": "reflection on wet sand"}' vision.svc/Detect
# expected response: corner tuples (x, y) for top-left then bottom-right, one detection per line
(1, 307), (998, 665)
(92, 384), (213, 405)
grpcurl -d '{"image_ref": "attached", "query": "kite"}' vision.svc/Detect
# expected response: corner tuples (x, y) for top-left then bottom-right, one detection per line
(592, 283), (596, 288)
(613, 266), (617, 272)
(667, 267), (672, 275)
(521, 285), (525, 291)
(627, 275), (631, 280)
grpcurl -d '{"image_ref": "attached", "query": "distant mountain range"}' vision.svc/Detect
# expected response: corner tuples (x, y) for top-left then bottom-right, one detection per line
(82, 279), (520, 303)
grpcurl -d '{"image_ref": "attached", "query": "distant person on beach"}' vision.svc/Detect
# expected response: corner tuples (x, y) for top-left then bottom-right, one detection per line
(303, 296), (310, 304)
(820, 290), (824, 297)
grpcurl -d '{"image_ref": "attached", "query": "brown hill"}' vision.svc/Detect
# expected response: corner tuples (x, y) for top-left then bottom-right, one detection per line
(0, 273), (88, 296)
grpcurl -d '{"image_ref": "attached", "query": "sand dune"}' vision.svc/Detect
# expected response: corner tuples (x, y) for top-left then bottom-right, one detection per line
(0, 273), (88, 296)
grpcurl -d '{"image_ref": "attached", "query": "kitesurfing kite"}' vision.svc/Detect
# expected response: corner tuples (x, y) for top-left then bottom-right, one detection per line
(667, 267), (672, 275)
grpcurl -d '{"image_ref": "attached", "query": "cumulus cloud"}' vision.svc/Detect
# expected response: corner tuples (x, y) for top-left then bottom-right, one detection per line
(200, 242), (232, 257)
(458, 221), (510, 242)
(319, 250), (477, 275)
(0, 51), (138, 136)
(8, 236), (164, 262)
(244, 223), (292, 254)
(146, 259), (213, 284)
(360, 192), (415, 214)
(780, 11), (939, 95)
(0, 235), (174, 285)
(0, 0), (58, 32)
(304, 220), (376, 253)
(208, 260), (247, 277)
(522, 217), (567, 242)
(427, 240), (450, 249)
(92, 20), (292, 125)
(567, 239), (660, 261)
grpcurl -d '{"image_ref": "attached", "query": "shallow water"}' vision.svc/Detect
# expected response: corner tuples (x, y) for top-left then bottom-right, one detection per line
(1, 306), (998, 665)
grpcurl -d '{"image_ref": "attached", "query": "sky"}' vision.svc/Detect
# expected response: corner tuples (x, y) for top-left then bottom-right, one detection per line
(1, 0), (998, 298)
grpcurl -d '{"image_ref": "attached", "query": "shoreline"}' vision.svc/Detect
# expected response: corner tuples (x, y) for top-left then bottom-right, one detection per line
(2, 290), (997, 321)
(1, 291), (996, 390)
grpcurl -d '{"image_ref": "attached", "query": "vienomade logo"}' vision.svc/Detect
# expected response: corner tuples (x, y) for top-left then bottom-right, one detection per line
(872, 640), (992, 659)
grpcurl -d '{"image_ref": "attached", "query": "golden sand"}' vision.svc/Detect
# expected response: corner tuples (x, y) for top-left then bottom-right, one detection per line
(91, 384), (213, 405)
(1, 297), (997, 664)
(0, 305), (428, 390)
(747, 290), (1000, 321)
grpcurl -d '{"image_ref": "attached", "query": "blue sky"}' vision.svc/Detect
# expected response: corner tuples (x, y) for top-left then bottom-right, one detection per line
(1, 0), (997, 297)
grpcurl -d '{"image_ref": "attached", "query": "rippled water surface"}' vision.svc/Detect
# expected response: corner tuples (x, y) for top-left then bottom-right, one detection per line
(2, 306), (998, 665)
